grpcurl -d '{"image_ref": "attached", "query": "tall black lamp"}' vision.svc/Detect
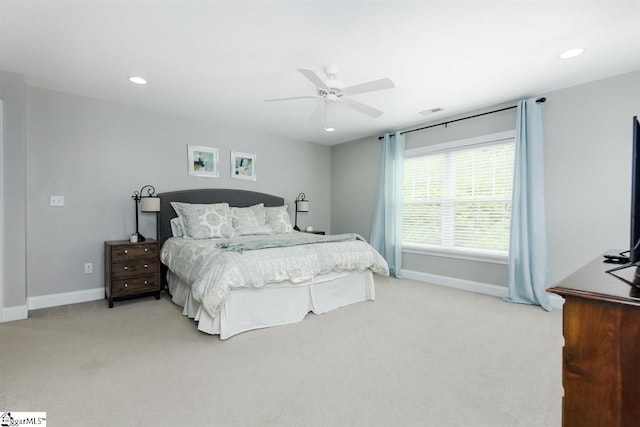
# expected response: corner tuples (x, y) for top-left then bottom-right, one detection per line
(294, 192), (309, 231)
(132, 185), (160, 242)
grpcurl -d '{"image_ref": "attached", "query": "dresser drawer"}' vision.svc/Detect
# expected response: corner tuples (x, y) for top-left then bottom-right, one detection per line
(111, 259), (160, 279)
(111, 243), (158, 262)
(111, 275), (160, 297)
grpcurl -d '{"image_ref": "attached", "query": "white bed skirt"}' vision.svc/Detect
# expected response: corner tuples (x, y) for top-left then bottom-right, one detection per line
(168, 270), (376, 339)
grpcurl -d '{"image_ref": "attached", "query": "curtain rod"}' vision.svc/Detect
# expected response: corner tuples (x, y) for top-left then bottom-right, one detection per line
(378, 97), (546, 140)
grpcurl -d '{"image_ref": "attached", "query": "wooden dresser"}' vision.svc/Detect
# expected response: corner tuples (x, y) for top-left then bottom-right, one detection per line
(104, 240), (161, 308)
(547, 254), (640, 427)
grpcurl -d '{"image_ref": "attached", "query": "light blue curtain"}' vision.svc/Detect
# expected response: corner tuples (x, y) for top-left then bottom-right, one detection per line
(370, 131), (405, 277)
(505, 98), (552, 311)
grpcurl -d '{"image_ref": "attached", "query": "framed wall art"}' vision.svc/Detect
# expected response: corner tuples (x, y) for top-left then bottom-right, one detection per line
(187, 145), (219, 178)
(230, 151), (256, 181)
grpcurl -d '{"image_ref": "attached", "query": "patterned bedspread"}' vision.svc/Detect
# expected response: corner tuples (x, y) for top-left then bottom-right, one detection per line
(160, 233), (389, 318)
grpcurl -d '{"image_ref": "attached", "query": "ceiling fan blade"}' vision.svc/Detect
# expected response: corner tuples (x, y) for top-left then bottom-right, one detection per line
(297, 68), (329, 90)
(264, 95), (317, 102)
(343, 98), (383, 118)
(344, 78), (395, 95)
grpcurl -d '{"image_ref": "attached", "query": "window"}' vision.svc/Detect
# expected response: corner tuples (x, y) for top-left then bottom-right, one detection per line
(403, 131), (515, 261)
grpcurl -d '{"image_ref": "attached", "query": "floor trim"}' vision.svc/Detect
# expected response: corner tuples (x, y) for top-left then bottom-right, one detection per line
(399, 269), (564, 310)
(27, 287), (104, 310)
(1, 305), (28, 322)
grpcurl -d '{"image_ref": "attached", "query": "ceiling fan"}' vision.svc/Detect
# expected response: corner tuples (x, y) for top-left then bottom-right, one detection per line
(265, 66), (394, 130)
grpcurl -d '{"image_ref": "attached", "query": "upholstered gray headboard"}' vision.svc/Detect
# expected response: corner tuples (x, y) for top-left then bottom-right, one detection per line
(157, 188), (285, 248)
(156, 189), (285, 289)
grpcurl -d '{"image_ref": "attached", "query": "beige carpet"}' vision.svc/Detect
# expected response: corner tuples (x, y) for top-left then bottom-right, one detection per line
(0, 276), (563, 426)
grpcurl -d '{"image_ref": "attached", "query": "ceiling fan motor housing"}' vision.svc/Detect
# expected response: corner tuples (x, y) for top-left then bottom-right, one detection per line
(319, 88), (343, 99)
(320, 69), (345, 98)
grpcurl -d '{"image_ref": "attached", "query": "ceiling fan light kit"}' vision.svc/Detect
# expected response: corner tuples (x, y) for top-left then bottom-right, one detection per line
(266, 66), (395, 132)
(323, 99), (337, 131)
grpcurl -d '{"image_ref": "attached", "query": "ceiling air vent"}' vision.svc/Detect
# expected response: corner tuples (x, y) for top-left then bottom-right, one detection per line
(419, 107), (444, 115)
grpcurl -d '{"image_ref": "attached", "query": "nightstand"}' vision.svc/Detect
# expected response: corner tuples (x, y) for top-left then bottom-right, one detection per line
(304, 230), (326, 235)
(104, 240), (161, 308)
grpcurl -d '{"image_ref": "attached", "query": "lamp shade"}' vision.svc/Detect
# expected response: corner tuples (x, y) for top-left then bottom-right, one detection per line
(140, 196), (160, 212)
(296, 200), (309, 213)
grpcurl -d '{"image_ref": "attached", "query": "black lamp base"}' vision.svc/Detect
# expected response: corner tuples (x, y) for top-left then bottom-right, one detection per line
(136, 232), (146, 242)
(293, 226), (300, 231)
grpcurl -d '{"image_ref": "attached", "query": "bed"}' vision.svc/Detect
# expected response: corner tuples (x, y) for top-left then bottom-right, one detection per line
(157, 189), (389, 339)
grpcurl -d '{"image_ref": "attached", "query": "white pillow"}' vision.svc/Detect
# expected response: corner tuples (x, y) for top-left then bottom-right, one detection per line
(170, 217), (183, 237)
(265, 205), (293, 234)
(170, 202), (233, 239)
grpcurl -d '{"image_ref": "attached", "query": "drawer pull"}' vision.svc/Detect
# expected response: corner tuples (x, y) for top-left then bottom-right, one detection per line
(124, 283), (128, 288)
(144, 280), (148, 285)
(124, 250), (128, 254)
(123, 266), (128, 270)
(144, 264), (148, 268)
(144, 248), (149, 252)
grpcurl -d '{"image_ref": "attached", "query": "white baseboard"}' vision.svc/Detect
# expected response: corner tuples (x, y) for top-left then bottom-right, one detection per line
(399, 269), (564, 310)
(27, 287), (104, 310)
(400, 269), (509, 297)
(1, 305), (28, 322)
(1, 288), (104, 322)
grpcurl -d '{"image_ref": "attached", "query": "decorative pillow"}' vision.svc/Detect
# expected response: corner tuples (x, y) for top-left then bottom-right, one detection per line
(170, 217), (183, 237)
(231, 203), (266, 228)
(170, 202), (233, 239)
(230, 203), (274, 236)
(265, 205), (293, 234)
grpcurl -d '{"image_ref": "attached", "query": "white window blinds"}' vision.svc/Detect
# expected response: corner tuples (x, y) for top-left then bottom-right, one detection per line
(403, 137), (515, 255)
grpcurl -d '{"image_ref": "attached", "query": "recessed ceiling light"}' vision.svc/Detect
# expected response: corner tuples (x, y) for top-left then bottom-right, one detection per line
(128, 76), (147, 85)
(325, 127), (335, 132)
(559, 48), (584, 59)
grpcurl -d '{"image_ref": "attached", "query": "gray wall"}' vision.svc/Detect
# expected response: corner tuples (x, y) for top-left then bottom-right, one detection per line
(330, 136), (381, 239)
(331, 70), (640, 287)
(0, 70), (27, 308)
(545, 71), (640, 284)
(22, 86), (330, 299)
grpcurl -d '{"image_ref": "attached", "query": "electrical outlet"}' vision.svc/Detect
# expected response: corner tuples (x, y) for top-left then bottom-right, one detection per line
(84, 263), (93, 274)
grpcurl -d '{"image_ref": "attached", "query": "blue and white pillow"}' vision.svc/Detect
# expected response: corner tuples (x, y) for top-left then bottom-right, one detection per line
(170, 202), (233, 239)
(265, 205), (293, 234)
(231, 203), (274, 236)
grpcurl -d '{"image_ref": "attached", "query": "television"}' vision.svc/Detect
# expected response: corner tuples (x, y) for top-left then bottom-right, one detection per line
(631, 116), (640, 264)
(606, 115), (640, 286)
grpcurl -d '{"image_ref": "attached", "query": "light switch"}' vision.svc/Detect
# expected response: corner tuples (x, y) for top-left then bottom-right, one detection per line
(50, 195), (65, 207)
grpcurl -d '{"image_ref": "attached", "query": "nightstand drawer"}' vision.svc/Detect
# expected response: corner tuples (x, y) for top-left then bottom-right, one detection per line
(111, 244), (158, 262)
(111, 259), (159, 279)
(111, 275), (159, 297)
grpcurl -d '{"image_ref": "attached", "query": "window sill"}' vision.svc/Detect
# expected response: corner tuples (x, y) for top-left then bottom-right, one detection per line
(402, 244), (508, 265)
